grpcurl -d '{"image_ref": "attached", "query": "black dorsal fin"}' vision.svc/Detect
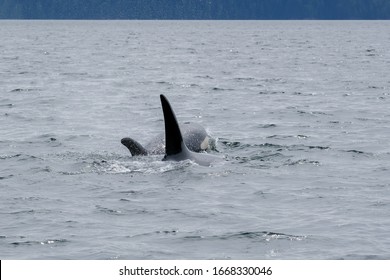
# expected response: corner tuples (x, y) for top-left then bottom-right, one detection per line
(160, 94), (185, 156)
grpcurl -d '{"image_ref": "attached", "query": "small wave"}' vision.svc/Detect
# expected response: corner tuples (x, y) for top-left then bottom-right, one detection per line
(155, 230), (179, 235)
(297, 110), (332, 116)
(10, 88), (41, 93)
(156, 81), (199, 88)
(13, 196), (43, 201)
(346, 149), (364, 154)
(195, 75), (214, 79)
(37, 134), (59, 143)
(292, 91), (316, 96)
(307, 145), (329, 150)
(96, 205), (124, 216)
(220, 141), (280, 150)
(371, 201), (387, 207)
(234, 152), (285, 164)
(180, 83), (199, 88)
(220, 140), (329, 152)
(208, 231), (306, 242)
(0, 174), (14, 180)
(344, 149), (373, 157)
(7, 209), (34, 215)
(3, 56), (19, 60)
(119, 190), (142, 195)
(8, 208), (55, 215)
(260, 78), (285, 83)
(183, 235), (204, 240)
(0, 154), (22, 160)
(258, 90), (285, 95)
(11, 239), (69, 247)
(17, 154), (43, 162)
(60, 72), (88, 76)
(258, 123), (277, 128)
(234, 77), (255, 82)
(266, 135), (294, 140)
(284, 159), (320, 166)
(338, 254), (387, 260)
(368, 85), (385, 89)
(219, 140), (242, 148)
(288, 144), (329, 151)
(365, 48), (377, 57)
(0, 103), (14, 108)
(126, 229), (180, 240)
(212, 87), (234, 91)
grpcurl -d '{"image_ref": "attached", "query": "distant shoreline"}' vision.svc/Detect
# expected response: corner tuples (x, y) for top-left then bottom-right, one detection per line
(1, 18), (390, 20)
(2, 1), (390, 20)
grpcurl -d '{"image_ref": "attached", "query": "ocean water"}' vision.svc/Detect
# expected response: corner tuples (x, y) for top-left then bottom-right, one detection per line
(1, 20), (390, 260)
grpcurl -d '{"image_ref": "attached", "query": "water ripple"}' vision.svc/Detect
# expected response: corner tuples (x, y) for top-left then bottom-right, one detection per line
(187, 231), (307, 242)
(11, 239), (69, 247)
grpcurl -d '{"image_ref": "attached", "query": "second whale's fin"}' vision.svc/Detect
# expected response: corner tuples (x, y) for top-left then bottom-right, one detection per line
(121, 137), (148, 156)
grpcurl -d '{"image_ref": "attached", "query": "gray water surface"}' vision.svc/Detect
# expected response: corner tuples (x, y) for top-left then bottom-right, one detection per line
(1, 20), (390, 259)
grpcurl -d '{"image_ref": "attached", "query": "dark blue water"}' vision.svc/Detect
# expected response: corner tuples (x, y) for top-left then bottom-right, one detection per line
(1, 20), (390, 259)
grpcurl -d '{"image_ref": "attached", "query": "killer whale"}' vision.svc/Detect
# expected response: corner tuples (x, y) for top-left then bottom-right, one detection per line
(160, 94), (221, 166)
(121, 123), (213, 157)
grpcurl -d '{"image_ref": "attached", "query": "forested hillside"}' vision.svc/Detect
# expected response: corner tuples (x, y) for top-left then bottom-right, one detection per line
(1, 0), (389, 19)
